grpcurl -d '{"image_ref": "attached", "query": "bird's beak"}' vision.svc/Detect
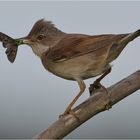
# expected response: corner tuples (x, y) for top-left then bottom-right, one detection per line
(15, 37), (31, 46)
(22, 39), (31, 45)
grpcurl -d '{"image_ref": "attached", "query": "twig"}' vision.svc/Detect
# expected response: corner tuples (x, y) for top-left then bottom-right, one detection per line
(34, 70), (140, 139)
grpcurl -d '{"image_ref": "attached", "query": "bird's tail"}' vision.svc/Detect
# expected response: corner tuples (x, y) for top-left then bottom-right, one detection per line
(106, 29), (140, 63)
(119, 29), (140, 45)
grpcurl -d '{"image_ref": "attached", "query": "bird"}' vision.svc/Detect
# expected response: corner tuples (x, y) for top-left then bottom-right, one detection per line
(0, 19), (140, 117)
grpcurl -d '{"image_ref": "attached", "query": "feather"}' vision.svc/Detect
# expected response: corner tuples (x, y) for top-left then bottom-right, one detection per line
(46, 34), (128, 62)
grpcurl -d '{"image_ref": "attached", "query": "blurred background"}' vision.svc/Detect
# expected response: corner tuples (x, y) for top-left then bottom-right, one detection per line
(0, 1), (140, 139)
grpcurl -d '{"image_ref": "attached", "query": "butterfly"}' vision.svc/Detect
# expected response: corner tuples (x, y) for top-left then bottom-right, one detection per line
(0, 32), (18, 63)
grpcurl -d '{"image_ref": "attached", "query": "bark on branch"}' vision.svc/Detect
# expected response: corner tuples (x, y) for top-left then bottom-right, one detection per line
(34, 70), (140, 139)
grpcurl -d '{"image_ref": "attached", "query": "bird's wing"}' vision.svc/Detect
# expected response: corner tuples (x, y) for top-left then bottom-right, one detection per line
(46, 34), (128, 62)
(0, 32), (18, 63)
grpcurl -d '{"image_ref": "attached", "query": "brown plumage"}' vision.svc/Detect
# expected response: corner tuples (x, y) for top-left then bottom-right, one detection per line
(41, 33), (129, 81)
(1, 19), (140, 117)
(46, 34), (128, 62)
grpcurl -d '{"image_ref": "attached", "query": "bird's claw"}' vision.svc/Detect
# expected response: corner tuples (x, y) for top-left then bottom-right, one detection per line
(89, 81), (113, 110)
(89, 81), (102, 96)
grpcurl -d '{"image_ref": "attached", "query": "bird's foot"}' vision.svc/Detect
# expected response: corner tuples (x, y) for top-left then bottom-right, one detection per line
(59, 109), (80, 121)
(89, 80), (103, 96)
(89, 81), (113, 110)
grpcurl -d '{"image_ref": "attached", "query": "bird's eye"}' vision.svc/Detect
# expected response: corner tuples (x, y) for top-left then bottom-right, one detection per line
(37, 34), (45, 41)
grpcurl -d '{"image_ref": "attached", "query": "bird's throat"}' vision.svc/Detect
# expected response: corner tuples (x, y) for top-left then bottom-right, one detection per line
(31, 44), (49, 58)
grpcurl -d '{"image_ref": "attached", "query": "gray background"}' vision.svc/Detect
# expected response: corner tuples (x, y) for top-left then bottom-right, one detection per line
(0, 1), (140, 139)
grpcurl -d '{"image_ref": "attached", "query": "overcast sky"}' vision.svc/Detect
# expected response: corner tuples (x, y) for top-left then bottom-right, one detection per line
(0, 1), (140, 139)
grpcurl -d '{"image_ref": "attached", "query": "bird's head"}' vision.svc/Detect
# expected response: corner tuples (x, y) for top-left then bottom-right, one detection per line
(16, 19), (64, 58)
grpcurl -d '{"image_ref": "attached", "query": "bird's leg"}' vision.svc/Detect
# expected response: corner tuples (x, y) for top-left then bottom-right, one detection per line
(89, 67), (112, 109)
(89, 67), (111, 94)
(60, 80), (86, 119)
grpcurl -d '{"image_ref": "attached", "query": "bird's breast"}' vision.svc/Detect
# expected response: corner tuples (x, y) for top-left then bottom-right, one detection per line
(41, 52), (108, 80)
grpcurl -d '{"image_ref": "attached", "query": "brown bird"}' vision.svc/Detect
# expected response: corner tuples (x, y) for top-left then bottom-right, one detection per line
(1, 19), (140, 116)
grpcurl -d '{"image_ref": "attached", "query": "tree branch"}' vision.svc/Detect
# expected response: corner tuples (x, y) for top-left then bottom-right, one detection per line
(34, 70), (140, 139)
